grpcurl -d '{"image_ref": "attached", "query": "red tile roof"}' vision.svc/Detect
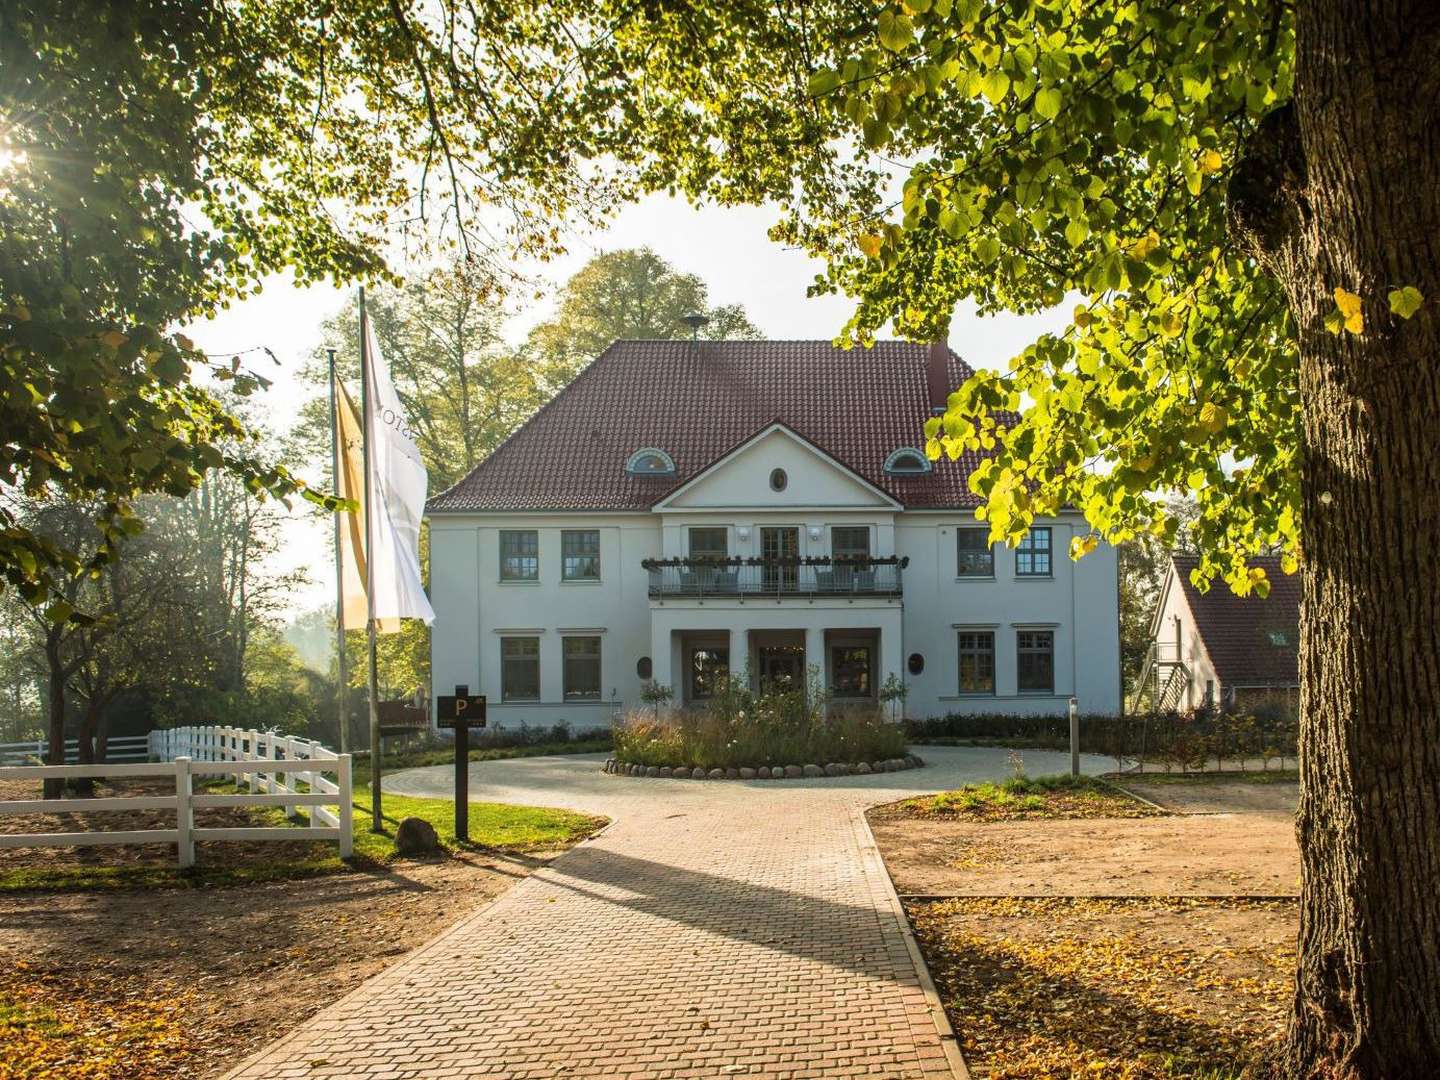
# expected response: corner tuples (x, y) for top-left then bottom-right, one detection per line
(1172, 555), (1301, 688)
(428, 340), (993, 512)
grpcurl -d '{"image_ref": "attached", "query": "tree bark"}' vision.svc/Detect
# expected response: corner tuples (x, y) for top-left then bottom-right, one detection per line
(43, 631), (67, 799)
(1231, 1), (1440, 1073)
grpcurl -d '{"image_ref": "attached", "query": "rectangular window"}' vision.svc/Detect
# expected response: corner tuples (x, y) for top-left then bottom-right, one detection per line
(832, 527), (870, 560)
(501, 637), (540, 701)
(499, 530), (539, 581)
(689, 647), (729, 700)
(563, 636), (602, 700)
(1017, 630), (1055, 693)
(561, 529), (601, 581)
(688, 527), (728, 560)
(957, 631), (995, 694)
(831, 645), (872, 697)
(1015, 526), (1052, 577)
(956, 528), (994, 577)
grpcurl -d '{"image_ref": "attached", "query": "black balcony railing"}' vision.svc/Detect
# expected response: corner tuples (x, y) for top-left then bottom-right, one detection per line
(643, 557), (905, 598)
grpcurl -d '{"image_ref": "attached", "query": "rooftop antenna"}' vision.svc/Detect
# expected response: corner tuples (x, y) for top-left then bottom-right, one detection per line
(681, 311), (710, 344)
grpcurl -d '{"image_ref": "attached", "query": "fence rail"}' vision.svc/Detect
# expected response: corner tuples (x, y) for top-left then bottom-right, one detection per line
(0, 725), (351, 868)
(0, 734), (149, 766)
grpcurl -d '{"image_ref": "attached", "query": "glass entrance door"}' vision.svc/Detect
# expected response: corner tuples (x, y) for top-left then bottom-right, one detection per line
(760, 527), (799, 592)
(757, 646), (805, 694)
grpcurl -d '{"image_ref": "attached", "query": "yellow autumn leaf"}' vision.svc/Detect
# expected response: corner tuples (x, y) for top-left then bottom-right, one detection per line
(857, 233), (884, 258)
(1333, 287), (1364, 334)
(1198, 401), (1229, 434)
(1198, 149), (1223, 174)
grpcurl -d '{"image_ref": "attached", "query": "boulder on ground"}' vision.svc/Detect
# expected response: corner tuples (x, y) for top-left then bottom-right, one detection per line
(692, 767), (707, 779)
(855, 761), (873, 774)
(394, 816), (440, 856)
(708, 768), (725, 780)
(824, 762), (846, 777)
(659, 766), (673, 778)
(645, 765), (659, 777)
(785, 765), (804, 778)
(802, 764), (824, 778)
(757, 766), (771, 779)
(739, 767), (756, 780)
(725, 767), (740, 780)
(906, 753), (924, 768)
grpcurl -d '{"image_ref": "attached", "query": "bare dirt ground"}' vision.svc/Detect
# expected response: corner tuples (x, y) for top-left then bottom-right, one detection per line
(0, 846), (548, 1080)
(1118, 774), (1299, 815)
(870, 774), (1300, 897)
(0, 776), (571, 1080)
(874, 775), (1301, 1077)
(872, 814), (1300, 896)
(908, 896), (1296, 1078)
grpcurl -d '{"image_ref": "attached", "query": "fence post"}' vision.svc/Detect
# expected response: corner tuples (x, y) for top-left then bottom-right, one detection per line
(175, 756), (194, 869)
(248, 730), (260, 793)
(337, 754), (353, 858)
(282, 736), (296, 818)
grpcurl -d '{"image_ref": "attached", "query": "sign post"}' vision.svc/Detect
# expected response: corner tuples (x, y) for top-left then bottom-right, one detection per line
(1069, 695), (1080, 778)
(436, 685), (486, 843)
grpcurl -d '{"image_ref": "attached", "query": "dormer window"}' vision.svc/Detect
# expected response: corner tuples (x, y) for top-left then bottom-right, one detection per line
(625, 447), (676, 476)
(884, 448), (932, 476)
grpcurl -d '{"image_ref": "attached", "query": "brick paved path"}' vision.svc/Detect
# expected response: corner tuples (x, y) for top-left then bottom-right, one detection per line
(224, 746), (1100, 1080)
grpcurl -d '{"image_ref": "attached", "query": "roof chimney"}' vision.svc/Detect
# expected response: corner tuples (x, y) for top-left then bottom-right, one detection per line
(926, 338), (950, 412)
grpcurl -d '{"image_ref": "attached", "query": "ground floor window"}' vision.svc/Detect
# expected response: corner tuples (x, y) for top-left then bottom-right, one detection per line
(689, 646), (729, 700)
(501, 636), (540, 701)
(563, 636), (602, 700)
(1016, 630), (1054, 693)
(957, 631), (995, 694)
(830, 645), (872, 697)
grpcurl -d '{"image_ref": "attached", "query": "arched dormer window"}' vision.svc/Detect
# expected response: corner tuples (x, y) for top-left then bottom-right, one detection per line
(884, 447), (932, 476)
(625, 447), (676, 476)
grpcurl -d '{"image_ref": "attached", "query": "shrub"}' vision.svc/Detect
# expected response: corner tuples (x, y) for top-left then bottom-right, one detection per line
(612, 678), (906, 770)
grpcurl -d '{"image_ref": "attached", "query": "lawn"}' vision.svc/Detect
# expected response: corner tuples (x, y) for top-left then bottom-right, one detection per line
(0, 780), (605, 893)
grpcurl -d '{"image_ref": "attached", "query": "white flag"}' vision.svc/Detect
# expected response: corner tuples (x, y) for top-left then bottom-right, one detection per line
(362, 313), (435, 628)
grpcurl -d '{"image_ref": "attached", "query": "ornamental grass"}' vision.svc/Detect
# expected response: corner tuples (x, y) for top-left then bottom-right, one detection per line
(614, 675), (907, 770)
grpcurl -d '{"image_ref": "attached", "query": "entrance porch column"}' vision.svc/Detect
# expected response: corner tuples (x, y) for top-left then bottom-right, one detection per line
(730, 627), (748, 689)
(880, 622), (904, 710)
(805, 626), (826, 692)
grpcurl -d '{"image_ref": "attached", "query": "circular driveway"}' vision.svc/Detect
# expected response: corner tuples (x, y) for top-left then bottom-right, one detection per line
(383, 743), (1114, 817)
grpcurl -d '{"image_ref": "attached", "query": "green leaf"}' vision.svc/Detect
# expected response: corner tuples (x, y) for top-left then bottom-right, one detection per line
(980, 70), (1011, 105)
(1388, 286), (1424, 319)
(1034, 87), (1062, 120)
(877, 10), (915, 53)
(807, 69), (841, 97)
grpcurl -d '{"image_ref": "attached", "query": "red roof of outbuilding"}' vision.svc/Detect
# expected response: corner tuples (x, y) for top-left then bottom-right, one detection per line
(428, 339), (992, 512)
(1172, 554), (1301, 688)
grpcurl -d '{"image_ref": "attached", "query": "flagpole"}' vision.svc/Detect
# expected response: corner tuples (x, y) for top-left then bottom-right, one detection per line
(327, 348), (349, 757)
(359, 287), (383, 833)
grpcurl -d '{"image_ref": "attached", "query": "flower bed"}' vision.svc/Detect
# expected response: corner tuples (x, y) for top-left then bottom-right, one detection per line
(612, 679), (911, 773)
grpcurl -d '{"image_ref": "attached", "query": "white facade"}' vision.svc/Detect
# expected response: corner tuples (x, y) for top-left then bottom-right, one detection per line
(429, 425), (1121, 731)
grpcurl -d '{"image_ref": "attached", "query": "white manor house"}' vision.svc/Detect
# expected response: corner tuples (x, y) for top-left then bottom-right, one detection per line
(427, 338), (1121, 730)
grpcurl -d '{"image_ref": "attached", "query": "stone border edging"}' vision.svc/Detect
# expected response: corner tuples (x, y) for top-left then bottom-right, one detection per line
(603, 754), (925, 780)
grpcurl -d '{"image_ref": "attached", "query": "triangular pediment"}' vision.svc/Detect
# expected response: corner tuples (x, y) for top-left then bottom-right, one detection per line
(653, 423), (901, 511)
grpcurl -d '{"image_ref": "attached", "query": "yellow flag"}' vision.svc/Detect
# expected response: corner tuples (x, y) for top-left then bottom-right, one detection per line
(333, 374), (399, 632)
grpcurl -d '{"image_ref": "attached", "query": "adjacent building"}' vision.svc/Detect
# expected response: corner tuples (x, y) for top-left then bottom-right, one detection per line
(1140, 553), (1301, 712)
(426, 339), (1122, 730)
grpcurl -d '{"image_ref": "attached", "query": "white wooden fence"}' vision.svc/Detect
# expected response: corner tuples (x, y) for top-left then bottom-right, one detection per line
(0, 734), (149, 766)
(0, 725), (352, 867)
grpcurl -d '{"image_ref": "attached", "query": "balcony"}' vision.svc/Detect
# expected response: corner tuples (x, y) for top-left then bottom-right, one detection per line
(644, 557), (906, 599)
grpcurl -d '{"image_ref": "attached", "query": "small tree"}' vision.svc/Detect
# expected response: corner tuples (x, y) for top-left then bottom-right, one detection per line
(879, 673), (908, 724)
(639, 682), (674, 723)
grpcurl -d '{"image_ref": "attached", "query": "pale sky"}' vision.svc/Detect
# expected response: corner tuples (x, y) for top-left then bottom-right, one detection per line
(183, 194), (1070, 620)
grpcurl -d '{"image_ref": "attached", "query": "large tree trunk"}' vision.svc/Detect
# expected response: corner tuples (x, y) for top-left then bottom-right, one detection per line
(1232, 1), (1440, 1074)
